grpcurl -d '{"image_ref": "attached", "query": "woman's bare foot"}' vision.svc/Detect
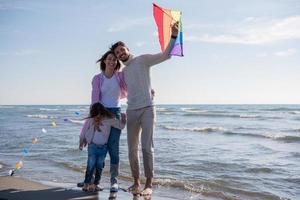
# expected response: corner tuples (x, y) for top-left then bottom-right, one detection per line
(82, 183), (89, 192)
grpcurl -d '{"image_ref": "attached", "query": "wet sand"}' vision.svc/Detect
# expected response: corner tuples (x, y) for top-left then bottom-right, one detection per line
(0, 176), (188, 200)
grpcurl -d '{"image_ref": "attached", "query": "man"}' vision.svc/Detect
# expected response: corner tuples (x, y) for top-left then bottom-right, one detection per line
(110, 22), (178, 195)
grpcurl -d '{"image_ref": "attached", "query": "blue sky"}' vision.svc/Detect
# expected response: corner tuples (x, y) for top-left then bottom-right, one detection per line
(0, 0), (299, 105)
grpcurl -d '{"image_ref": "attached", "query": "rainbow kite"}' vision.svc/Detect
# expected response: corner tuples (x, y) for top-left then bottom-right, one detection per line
(153, 3), (183, 56)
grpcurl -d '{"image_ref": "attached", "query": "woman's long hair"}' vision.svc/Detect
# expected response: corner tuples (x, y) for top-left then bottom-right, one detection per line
(96, 50), (121, 72)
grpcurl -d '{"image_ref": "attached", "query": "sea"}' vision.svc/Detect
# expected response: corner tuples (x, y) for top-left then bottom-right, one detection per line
(0, 104), (299, 200)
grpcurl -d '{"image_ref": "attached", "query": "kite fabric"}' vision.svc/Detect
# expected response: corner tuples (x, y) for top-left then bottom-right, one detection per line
(153, 3), (183, 56)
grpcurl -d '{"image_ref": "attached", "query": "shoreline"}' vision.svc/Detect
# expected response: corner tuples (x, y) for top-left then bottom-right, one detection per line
(0, 176), (196, 200)
(0, 160), (206, 200)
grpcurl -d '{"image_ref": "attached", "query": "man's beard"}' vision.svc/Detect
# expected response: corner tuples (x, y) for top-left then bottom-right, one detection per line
(121, 56), (129, 62)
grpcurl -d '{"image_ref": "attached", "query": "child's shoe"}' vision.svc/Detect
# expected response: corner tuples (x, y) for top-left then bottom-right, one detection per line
(94, 184), (103, 192)
(110, 183), (119, 192)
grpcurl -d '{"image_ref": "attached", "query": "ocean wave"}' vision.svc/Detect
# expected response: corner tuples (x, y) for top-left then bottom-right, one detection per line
(290, 152), (300, 158)
(181, 107), (208, 113)
(183, 112), (240, 118)
(160, 112), (174, 115)
(56, 162), (85, 173)
(162, 125), (226, 133)
(239, 114), (260, 118)
(236, 126), (261, 130)
(289, 111), (300, 115)
(263, 107), (300, 112)
(265, 134), (300, 142)
(156, 107), (169, 112)
(218, 130), (300, 143)
(39, 108), (60, 111)
(65, 108), (88, 112)
(34, 158), (285, 200)
(245, 167), (272, 173)
(51, 161), (239, 199)
(68, 119), (85, 125)
(153, 178), (281, 200)
(182, 112), (268, 119)
(153, 178), (241, 200)
(161, 125), (300, 142)
(223, 131), (265, 138)
(284, 128), (300, 133)
(282, 177), (300, 184)
(0, 106), (15, 109)
(26, 114), (57, 119)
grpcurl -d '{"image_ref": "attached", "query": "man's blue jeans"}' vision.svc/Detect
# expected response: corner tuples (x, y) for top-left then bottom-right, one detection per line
(84, 144), (107, 184)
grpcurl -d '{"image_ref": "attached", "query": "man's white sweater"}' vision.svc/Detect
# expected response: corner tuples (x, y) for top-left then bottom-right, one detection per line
(123, 38), (176, 110)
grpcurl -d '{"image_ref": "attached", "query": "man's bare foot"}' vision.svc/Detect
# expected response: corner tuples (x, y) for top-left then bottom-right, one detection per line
(144, 178), (152, 189)
(141, 187), (152, 196)
(128, 184), (141, 195)
(141, 178), (153, 196)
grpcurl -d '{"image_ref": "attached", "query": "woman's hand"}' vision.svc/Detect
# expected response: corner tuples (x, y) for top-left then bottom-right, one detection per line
(79, 144), (84, 151)
(121, 113), (127, 124)
(79, 140), (87, 150)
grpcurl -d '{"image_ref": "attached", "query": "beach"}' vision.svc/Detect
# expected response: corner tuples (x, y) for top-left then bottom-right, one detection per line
(0, 176), (130, 200)
(0, 105), (299, 200)
(0, 176), (204, 200)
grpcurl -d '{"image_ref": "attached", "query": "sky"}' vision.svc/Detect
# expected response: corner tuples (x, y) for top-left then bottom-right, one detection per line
(0, 0), (300, 105)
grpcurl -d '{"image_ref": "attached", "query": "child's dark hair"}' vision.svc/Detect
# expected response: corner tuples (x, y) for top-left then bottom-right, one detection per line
(88, 102), (114, 119)
(96, 50), (121, 72)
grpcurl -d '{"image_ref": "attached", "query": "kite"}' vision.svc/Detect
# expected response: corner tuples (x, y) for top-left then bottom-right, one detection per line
(153, 3), (183, 56)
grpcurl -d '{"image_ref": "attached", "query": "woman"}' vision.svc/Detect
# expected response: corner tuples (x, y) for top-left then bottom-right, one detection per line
(81, 50), (154, 192)
(90, 50), (127, 192)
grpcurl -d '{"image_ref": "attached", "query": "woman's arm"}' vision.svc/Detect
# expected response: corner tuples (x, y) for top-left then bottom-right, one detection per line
(109, 114), (126, 130)
(91, 75), (100, 104)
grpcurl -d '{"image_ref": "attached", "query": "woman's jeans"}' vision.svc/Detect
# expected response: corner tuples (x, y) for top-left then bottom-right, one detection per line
(84, 144), (107, 184)
(106, 107), (121, 184)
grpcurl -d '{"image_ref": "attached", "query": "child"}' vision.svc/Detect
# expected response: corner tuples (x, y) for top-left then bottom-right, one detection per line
(79, 102), (126, 192)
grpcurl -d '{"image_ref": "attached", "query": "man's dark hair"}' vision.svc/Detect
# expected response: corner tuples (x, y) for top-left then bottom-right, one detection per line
(110, 41), (127, 52)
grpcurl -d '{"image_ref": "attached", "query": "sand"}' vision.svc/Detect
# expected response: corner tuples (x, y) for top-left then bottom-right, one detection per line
(0, 176), (184, 200)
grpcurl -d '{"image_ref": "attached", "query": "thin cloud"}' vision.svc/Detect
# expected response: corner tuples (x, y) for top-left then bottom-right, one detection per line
(15, 49), (40, 56)
(107, 17), (151, 32)
(256, 52), (268, 57)
(186, 16), (300, 45)
(274, 48), (297, 57)
(0, 49), (40, 56)
(135, 41), (147, 47)
(0, 1), (35, 11)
